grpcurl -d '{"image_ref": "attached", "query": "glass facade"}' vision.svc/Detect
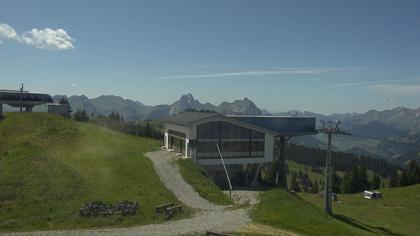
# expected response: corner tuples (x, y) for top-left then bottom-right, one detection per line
(196, 121), (265, 159)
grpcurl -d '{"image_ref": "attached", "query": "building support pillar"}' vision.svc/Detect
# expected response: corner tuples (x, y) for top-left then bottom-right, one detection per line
(0, 103), (3, 120)
(275, 136), (287, 188)
(251, 164), (262, 187)
(164, 132), (168, 149)
(185, 139), (189, 158)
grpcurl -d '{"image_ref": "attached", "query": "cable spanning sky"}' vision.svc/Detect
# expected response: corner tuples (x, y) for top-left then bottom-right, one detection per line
(1, 0), (419, 114)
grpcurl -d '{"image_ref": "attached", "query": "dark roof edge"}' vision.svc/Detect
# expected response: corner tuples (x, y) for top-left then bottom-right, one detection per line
(161, 112), (221, 126)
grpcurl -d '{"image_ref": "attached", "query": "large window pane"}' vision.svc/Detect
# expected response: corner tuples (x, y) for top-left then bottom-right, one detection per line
(196, 121), (265, 159)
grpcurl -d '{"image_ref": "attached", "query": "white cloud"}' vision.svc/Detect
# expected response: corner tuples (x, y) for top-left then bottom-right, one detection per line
(71, 83), (78, 87)
(0, 23), (18, 40)
(155, 68), (350, 80)
(0, 23), (74, 50)
(367, 83), (420, 95)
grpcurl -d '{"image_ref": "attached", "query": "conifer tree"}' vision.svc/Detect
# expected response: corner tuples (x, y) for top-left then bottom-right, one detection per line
(399, 171), (409, 187)
(357, 165), (370, 191)
(389, 170), (399, 188)
(370, 174), (381, 190)
(312, 180), (319, 193)
(407, 160), (418, 185)
(289, 173), (300, 192)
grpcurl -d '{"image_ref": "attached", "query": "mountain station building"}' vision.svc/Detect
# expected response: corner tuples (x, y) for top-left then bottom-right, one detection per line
(0, 89), (70, 118)
(162, 111), (317, 186)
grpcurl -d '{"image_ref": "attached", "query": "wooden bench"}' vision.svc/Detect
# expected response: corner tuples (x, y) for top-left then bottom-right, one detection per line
(154, 202), (174, 218)
(205, 231), (230, 236)
(164, 205), (182, 220)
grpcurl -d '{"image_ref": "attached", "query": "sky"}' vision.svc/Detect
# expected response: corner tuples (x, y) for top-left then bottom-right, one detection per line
(1, 0), (420, 114)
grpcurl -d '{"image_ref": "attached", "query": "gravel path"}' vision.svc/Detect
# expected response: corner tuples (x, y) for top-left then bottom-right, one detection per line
(146, 151), (224, 211)
(4, 150), (253, 236)
(4, 209), (250, 236)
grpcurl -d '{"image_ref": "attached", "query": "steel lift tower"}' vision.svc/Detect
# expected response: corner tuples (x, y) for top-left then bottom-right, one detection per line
(318, 120), (350, 214)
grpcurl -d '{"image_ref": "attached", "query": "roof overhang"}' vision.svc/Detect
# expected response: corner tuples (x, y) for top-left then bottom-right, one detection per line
(0, 91), (53, 107)
(162, 112), (317, 137)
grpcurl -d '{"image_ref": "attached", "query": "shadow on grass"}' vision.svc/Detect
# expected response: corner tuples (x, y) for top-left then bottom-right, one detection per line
(333, 214), (403, 236)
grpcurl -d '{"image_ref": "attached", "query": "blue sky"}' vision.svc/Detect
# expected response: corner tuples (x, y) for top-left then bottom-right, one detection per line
(1, 0), (420, 114)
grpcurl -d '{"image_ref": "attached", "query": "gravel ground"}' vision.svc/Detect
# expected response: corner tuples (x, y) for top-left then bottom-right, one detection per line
(146, 151), (224, 211)
(4, 209), (250, 236)
(3, 150), (254, 236)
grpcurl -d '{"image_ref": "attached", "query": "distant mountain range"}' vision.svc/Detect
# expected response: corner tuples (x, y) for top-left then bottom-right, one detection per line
(50, 93), (420, 165)
(52, 93), (262, 121)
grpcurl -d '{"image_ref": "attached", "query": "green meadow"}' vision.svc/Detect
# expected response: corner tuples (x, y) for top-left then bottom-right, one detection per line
(0, 113), (184, 231)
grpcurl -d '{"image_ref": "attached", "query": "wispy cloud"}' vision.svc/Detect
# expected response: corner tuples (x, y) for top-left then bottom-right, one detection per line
(195, 64), (216, 68)
(332, 78), (420, 88)
(0, 23), (74, 50)
(155, 67), (356, 80)
(367, 83), (420, 95)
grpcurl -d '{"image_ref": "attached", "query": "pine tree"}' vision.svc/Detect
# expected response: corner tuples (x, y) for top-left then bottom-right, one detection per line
(312, 180), (319, 193)
(389, 170), (399, 188)
(357, 165), (370, 191)
(73, 110), (89, 122)
(332, 170), (342, 193)
(341, 171), (352, 193)
(407, 160), (418, 185)
(289, 173), (300, 192)
(399, 171), (409, 187)
(370, 174), (381, 190)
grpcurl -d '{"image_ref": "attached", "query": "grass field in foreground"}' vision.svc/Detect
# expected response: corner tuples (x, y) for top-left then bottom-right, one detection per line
(254, 185), (420, 236)
(0, 113), (185, 231)
(177, 158), (233, 205)
(252, 188), (372, 236)
(299, 184), (420, 236)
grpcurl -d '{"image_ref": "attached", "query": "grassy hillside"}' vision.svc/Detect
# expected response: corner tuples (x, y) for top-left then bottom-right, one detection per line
(253, 185), (420, 236)
(176, 158), (233, 205)
(0, 113), (182, 231)
(252, 188), (370, 236)
(300, 185), (420, 236)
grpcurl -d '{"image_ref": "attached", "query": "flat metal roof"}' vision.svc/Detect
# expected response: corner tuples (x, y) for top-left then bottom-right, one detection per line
(163, 111), (317, 136)
(161, 111), (221, 126)
(228, 115), (317, 136)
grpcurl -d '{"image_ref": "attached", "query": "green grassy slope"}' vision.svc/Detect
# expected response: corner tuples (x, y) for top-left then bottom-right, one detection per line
(252, 188), (370, 236)
(253, 185), (420, 236)
(176, 158), (233, 205)
(0, 113), (182, 231)
(300, 185), (420, 236)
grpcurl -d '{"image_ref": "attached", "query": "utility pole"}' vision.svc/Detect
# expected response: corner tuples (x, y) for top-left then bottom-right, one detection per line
(19, 83), (24, 113)
(318, 120), (350, 215)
